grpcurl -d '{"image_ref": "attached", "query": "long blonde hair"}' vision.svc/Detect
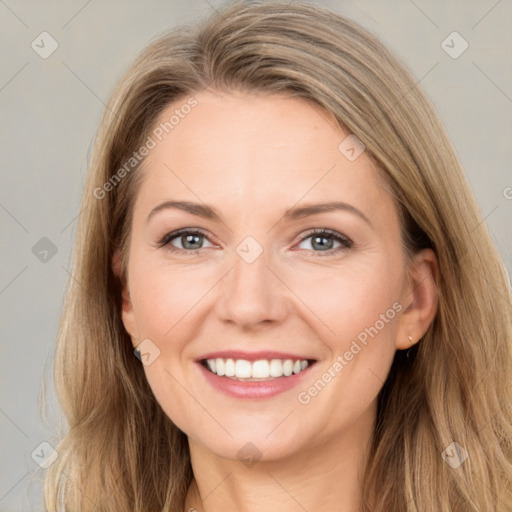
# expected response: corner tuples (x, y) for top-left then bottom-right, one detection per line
(44, 1), (512, 510)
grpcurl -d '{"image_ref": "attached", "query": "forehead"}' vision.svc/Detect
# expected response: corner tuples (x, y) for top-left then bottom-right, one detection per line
(134, 90), (395, 223)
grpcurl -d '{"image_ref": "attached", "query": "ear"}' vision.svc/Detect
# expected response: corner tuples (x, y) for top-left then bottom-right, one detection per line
(395, 248), (439, 350)
(112, 249), (138, 348)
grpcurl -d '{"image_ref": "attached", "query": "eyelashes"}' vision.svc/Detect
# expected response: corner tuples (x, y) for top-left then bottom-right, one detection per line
(297, 228), (353, 253)
(158, 227), (353, 256)
(159, 228), (214, 253)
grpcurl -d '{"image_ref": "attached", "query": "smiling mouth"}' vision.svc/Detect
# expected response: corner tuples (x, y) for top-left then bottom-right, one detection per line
(200, 357), (316, 381)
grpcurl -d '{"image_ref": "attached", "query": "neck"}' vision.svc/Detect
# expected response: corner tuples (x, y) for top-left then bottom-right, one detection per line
(183, 403), (376, 512)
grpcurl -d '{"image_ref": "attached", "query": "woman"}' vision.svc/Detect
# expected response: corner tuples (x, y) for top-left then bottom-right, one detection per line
(44, 1), (512, 511)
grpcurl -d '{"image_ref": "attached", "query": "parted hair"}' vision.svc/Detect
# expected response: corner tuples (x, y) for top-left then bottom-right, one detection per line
(44, 1), (512, 510)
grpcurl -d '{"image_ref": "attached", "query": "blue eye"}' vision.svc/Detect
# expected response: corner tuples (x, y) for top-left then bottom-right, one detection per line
(296, 229), (352, 255)
(159, 228), (213, 253)
(159, 228), (352, 256)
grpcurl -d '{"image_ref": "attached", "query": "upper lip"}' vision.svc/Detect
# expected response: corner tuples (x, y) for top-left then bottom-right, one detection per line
(196, 350), (317, 362)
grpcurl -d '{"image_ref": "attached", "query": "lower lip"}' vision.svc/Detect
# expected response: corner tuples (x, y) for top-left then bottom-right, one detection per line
(196, 361), (315, 399)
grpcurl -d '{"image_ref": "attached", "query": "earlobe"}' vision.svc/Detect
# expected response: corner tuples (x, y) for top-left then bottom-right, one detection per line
(396, 248), (439, 350)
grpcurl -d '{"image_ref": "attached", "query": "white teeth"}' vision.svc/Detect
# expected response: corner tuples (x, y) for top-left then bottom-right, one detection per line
(215, 358), (224, 376)
(224, 358), (235, 377)
(269, 359), (284, 377)
(283, 360), (293, 376)
(235, 359), (252, 378)
(204, 357), (312, 380)
(252, 360), (270, 378)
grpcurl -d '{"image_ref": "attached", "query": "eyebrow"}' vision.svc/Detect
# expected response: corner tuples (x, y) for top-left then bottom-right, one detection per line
(146, 200), (372, 227)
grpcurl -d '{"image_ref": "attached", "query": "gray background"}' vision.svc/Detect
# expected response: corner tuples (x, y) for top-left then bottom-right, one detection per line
(1, 0), (511, 510)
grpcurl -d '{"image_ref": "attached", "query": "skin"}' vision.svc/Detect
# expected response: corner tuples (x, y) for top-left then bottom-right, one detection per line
(114, 90), (438, 512)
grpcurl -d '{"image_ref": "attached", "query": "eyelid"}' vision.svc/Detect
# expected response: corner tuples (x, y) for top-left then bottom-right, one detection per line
(293, 228), (353, 253)
(158, 227), (216, 250)
(159, 227), (353, 256)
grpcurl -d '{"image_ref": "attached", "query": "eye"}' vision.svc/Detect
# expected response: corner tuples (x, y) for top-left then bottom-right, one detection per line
(295, 229), (353, 255)
(159, 228), (215, 253)
(158, 227), (352, 256)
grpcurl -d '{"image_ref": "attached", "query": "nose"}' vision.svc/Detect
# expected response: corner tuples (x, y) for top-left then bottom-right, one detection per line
(215, 245), (291, 330)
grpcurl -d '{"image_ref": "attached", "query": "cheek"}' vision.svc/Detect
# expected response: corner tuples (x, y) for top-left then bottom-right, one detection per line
(292, 255), (402, 344)
(129, 257), (215, 339)
(292, 254), (403, 406)
(291, 268), (401, 434)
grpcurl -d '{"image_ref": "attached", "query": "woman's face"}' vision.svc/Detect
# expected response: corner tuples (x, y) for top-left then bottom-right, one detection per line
(117, 90), (434, 462)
